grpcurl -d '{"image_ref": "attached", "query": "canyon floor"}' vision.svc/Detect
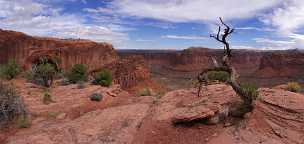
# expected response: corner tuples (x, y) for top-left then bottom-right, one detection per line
(1, 78), (304, 144)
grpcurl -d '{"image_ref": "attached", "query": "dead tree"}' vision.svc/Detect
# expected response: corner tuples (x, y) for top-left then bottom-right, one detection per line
(197, 17), (255, 112)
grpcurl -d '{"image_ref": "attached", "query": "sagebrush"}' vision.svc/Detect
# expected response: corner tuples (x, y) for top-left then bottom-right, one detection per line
(0, 81), (27, 127)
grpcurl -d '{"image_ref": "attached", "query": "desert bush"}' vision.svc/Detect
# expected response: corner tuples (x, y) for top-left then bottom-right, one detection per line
(90, 93), (103, 102)
(286, 82), (301, 93)
(43, 90), (54, 105)
(240, 82), (259, 101)
(0, 59), (21, 80)
(67, 64), (88, 84)
(34, 63), (57, 87)
(93, 69), (112, 87)
(138, 88), (152, 96)
(207, 71), (229, 82)
(229, 82), (259, 117)
(0, 81), (27, 127)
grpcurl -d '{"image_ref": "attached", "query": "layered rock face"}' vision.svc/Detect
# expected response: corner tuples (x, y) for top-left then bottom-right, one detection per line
(0, 29), (150, 89)
(118, 48), (304, 85)
(96, 56), (150, 89)
(0, 29), (118, 71)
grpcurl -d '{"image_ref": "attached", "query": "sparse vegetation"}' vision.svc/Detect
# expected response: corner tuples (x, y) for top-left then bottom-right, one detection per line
(207, 71), (229, 82)
(25, 57), (58, 87)
(90, 93), (103, 102)
(0, 81), (27, 128)
(138, 88), (152, 96)
(67, 64), (88, 84)
(43, 90), (54, 105)
(286, 82), (301, 93)
(17, 115), (31, 128)
(35, 62), (57, 87)
(47, 112), (61, 119)
(0, 59), (21, 80)
(240, 82), (259, 101)
(93, 69), (113, 87)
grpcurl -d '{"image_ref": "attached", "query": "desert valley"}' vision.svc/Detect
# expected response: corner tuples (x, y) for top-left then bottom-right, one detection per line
(1, 0), (304, 144)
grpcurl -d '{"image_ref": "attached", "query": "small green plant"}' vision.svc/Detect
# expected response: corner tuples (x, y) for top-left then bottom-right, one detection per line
(43, 90), (54, 105)
(286, 82), (301, 93)
(240, 82), (259, 101)
(207, 71), (229, 82)
(93, 69), (113, 87)
(17, 115), (31, 128)
(0, 59), (21, 80)
(138, 88), (152, 96)
(67, 64), (88, 84)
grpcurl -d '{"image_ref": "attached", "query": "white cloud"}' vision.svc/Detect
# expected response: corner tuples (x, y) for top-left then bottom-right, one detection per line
(162, 35), (207, 40)
(0, 0), (128, 46)
(135, 39), (155, 42)
(110, 0), (281, 22)
(253, 37), (303, 50)
(261, 0), (304, 35)
(236, 27), (274, 32)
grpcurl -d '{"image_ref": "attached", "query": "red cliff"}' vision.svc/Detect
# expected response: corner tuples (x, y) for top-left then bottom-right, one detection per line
(0, 29), (118, 71)
(0, 29), (150, 89)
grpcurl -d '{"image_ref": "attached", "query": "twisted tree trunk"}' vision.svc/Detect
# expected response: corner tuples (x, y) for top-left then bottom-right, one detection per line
(197, 18), (254, 111)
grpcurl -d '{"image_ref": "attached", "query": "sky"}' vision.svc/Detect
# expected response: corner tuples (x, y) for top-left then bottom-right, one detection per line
(1, 0), (304, 50)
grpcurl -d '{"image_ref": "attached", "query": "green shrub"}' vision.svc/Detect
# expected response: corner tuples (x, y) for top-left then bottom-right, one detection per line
(240, 82), (259, 101)
(286, 82), (301, 93)
(67, 64), (87, 84)
(0, 59), (21, 80)
(23, 69), (35, 82)
(35, 63), (57, 87)
(207, 71), (229, 82)
(93, 70), (113, 87)
(0, 81), (27, 127)
(138, 88), (152, 96)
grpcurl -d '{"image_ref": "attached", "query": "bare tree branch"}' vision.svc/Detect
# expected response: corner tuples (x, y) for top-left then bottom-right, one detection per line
(196, 17), (256, 114)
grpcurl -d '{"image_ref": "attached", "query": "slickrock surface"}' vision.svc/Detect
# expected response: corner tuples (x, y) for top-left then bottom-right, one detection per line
(208, 88), (304, 144)
(6, 104), (150, 144)
(3, 81), (304, 144)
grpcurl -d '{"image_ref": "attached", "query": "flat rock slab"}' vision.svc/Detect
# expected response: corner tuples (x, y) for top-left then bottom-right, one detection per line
(155, 84), (239, 123)
(7, 104), (150, 144)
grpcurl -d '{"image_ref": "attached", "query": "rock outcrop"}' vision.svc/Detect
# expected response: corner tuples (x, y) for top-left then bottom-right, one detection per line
(103, 56), (150, 89)
(0, 29), (118, 71)
(208, 88), (304, 144)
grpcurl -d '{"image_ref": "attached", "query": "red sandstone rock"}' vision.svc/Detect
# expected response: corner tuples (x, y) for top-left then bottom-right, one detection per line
(118, 48), (304, 82)
(0, 29), (118, 71)
(0, 29), (150, 89)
